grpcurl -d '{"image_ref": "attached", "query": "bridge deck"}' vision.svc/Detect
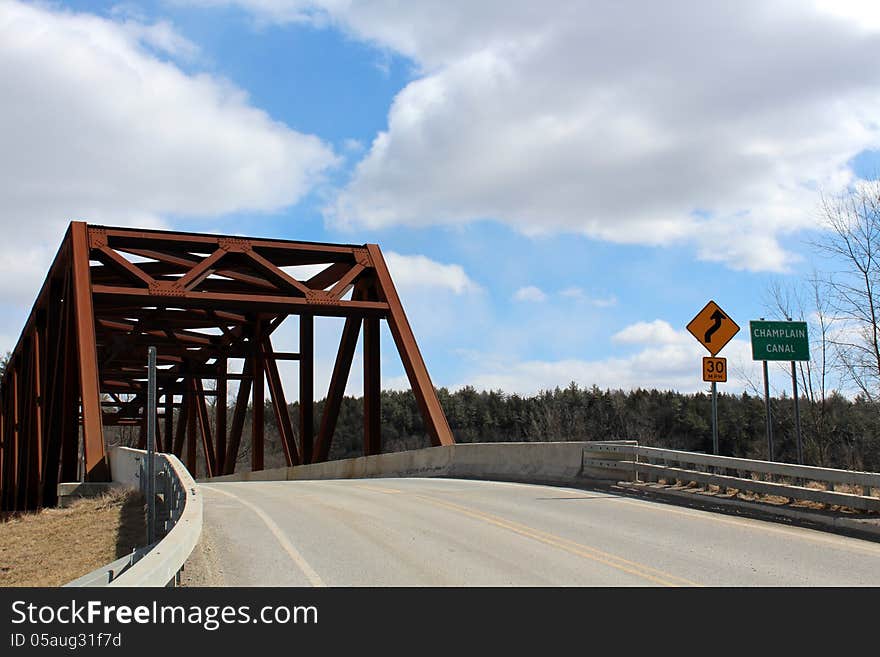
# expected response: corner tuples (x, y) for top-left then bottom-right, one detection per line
(188, 478), (880, 586)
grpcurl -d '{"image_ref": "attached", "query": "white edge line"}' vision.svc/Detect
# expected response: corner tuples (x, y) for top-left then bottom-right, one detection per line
(204, 485), (326, 587)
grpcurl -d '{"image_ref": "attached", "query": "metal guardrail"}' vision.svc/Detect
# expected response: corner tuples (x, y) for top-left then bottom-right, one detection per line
(64, 451), (202, 587)
(63, 543), (158, 587)
(584, 443), (880, 513)
(141, 456), (185, 538)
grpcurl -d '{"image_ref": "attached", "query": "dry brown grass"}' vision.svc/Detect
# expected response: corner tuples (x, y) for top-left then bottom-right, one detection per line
(0, 490), (146, 587)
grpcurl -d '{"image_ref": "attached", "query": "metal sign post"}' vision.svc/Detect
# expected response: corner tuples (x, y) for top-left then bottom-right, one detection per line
(146, 346), (157, 545)
(762, 358), (773, 462)
(702, 356), (726, 455)
(711, 381), (719, 456)
(791, 360), (803, 465)
(749, 319), (809, 463)
(688, 301), (738, 457)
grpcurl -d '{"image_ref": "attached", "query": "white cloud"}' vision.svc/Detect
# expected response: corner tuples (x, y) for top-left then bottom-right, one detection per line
(560, 287), (617, 307)
(513, 285), (546, 302)
(612, 320), (682, 346)
(379, 252), (489, 354)
(120, 18), (201, 59)
(384, 251), (480, 295)
(342, 138), (365, 153)
(192, 0), (880, 272)
(458, 337), (760, 396)
(0, 0), (338, 312)
(591, 296), (618, 308)
(444, 316), (764, 395)
(173, 0), (321, 26)
(373, 252), (486, 374)
(813, 0), (880, 32)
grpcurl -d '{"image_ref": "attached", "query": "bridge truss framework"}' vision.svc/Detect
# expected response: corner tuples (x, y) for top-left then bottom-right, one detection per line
(0, 222), (454, 511)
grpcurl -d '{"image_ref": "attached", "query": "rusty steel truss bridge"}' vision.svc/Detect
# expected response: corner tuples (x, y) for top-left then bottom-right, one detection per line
(0, 222), (455, 511)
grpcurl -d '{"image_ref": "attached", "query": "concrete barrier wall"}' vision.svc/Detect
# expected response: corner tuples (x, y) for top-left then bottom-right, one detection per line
(109, 446), (146, 486)
(292, 445), (454, 481)
(449, 442), (589, 484)
(208, 445), (454, 483)
(58, 446), (145, 507)
(203, 441), (633, 487)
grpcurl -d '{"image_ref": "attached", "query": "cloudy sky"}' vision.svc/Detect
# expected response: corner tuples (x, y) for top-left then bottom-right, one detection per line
(2, 0), (879, 398)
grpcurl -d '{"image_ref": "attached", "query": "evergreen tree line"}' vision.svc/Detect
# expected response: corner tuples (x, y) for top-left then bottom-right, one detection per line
(109, 383), (880, 476)
(360, 384), (879, 472)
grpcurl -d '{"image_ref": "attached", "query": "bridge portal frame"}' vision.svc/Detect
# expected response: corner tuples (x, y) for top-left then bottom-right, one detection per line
(0, 222), (454, 511)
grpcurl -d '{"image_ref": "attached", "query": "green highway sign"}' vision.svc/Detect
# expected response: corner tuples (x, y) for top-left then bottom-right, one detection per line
(749, 320), (810, 361)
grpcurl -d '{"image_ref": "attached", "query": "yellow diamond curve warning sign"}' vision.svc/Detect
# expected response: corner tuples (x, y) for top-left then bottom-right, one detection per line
(687, 300), (739, 356)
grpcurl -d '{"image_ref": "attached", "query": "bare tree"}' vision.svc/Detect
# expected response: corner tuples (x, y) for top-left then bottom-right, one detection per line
(765, 276), (837, 464)
(815, 180), (880, 403)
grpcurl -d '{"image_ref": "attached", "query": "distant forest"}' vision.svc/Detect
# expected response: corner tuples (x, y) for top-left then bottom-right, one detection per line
(110, 383), (880, 477)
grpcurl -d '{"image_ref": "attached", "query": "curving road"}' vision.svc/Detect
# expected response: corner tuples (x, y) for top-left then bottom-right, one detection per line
(185, 478), (880, 586)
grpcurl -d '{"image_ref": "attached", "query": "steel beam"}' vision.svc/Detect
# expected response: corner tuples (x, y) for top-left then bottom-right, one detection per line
(186, 384), (197, 474)
(364, 316), (381, 456)
(194, 378), (216, 478)
(263, 340), (298, 467)
(33, 323), (45, 508)
(58, 274), (80, 484)
(91, 285), (390, 318)
(216, 362), (227, 475)
(313, 316), (361, 463)
(366, 244), (454, 447)
(71, 222), (109, 481)
(225, 358), (252, 475)
(11, 366), (20, 509)
(177, 248), (227, 291)
(252, 322), (265, 472)
(300, 314), (314, 464)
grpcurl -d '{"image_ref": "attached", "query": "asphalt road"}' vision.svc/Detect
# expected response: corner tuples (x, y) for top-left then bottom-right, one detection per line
(188, 478), (880, 586)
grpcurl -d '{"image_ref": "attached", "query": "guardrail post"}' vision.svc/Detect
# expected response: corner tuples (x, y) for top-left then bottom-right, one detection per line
(711, 380), (719, 458)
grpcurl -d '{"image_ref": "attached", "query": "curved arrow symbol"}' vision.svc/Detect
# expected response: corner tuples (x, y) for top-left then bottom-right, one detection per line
(704, 310), (726, 343)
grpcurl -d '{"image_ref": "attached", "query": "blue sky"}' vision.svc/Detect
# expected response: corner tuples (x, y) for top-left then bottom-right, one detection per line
(3, 0), (880, 399)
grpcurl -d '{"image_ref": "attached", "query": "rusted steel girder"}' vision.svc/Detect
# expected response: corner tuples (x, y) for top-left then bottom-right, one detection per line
(0, 222), (454, 511)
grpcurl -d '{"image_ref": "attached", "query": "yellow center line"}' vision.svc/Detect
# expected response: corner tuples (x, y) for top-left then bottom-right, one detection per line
(414, 494), (700, 587)
(350, 484), (403, 495)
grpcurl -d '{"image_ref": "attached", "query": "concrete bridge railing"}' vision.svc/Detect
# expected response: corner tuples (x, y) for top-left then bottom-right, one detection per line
(584, 442), (880, 512)
(204, 440), (636, 486)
